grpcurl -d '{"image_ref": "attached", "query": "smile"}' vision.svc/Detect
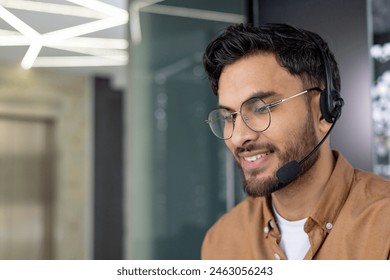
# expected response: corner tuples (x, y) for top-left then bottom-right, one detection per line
(244, 152), (270, 162)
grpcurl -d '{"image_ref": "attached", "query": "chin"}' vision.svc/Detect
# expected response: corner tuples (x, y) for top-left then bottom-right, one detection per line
(242, 172), (282, 197)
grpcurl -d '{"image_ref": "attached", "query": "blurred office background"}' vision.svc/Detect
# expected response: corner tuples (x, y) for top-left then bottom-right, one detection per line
(0, 0), (388, 260)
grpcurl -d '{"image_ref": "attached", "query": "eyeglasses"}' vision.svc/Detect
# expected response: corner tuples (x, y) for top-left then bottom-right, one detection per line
(206, 87), (321, 140)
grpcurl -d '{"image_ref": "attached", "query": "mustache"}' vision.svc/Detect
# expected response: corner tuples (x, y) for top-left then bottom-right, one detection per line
(235, 143), (277, 157)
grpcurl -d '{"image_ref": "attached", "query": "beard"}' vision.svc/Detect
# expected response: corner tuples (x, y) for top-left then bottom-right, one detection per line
(237, 111), (319, 197)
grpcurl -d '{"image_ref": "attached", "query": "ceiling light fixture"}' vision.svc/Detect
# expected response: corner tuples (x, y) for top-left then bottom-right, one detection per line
(0, 0), (106, 18)
(143, 4), (245, 23)
(129, 0), (164, 45)
(0, 5), (40, 39)
(0, 0), (129, 69)
(33, 56), (128, 67)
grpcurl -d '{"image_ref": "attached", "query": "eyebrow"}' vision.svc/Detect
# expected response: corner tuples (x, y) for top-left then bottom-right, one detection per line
(218, 90), (282, 111)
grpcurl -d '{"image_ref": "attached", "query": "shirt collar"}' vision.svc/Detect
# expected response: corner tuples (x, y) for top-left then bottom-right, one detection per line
(262, 151), (354, 234)
(306, 151), (354, 232)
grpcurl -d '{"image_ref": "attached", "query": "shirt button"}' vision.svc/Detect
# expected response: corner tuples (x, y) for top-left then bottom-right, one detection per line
(274, 253), (281, 260)
(263, 226), (269, 234)
(326, 223), (333, 230)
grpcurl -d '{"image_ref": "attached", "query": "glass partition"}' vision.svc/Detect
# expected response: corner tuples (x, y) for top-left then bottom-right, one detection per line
(126, 0), (245, 259)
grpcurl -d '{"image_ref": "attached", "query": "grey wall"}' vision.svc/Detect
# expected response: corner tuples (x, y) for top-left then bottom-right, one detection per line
(257, 0), (372, 171)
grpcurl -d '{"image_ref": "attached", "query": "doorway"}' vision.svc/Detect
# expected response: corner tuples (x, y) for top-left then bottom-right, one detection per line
(0, 116), (55, 259)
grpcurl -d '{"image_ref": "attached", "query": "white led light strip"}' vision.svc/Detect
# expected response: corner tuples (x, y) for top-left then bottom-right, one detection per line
(0, 0), (129, 68)
(0, 0), (106, 18)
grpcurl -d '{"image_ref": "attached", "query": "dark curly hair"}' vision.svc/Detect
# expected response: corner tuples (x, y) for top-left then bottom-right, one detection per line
(203, 23), (340, 96)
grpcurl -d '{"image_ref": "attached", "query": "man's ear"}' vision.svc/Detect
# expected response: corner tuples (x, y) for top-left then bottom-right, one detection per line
(312, 93), (331, 133)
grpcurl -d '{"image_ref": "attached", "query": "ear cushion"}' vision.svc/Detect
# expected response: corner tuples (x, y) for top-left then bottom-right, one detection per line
(320, 89), (334, 123)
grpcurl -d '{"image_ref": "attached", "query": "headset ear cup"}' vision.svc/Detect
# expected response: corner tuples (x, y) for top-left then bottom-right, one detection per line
(320, 89), (334, 123)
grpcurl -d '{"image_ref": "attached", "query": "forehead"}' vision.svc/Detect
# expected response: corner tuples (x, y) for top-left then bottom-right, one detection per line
(218, 53), (304, 108)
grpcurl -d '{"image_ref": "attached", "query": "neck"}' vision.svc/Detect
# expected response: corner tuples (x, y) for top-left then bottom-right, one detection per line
(271, 148), (335, 221)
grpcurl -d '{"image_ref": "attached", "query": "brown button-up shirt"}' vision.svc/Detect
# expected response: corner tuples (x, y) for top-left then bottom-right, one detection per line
(201, 152), (390, 260)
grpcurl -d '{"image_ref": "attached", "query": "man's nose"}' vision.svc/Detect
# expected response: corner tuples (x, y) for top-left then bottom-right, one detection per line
(229, 114), (259, 147)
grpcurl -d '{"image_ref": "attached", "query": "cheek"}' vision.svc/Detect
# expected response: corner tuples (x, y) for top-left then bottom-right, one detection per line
(266, 110), (305, 145)
(267, 116), (293, 139)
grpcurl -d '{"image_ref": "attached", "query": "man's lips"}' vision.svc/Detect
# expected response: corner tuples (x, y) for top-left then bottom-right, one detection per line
(238, 150), (274, 171)
(243, 152), (271, 162)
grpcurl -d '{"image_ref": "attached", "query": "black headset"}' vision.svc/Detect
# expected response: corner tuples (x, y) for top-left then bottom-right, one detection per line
(306, 32), (344, 123)
(276, 29), (345, 185)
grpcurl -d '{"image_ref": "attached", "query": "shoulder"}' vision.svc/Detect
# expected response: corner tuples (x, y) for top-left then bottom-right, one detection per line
(333, 151), (390, 204)
(349, 168), (390, 213)
(335, 169), (390, 256)
(353, 169), (390, 197)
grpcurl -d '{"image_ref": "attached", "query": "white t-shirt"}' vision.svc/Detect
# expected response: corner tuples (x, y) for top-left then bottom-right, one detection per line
(273, 205), (311, 260)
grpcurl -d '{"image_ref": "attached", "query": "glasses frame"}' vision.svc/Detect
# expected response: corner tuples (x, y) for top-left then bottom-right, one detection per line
(206, 87), (322, 140)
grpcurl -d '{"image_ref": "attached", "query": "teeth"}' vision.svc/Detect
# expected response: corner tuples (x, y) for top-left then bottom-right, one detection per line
(244, 153), (269, 162)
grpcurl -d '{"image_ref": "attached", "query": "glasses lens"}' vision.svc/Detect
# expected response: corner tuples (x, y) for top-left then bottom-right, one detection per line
(207, 109), (234, 139)
(241, 98), (271, 132)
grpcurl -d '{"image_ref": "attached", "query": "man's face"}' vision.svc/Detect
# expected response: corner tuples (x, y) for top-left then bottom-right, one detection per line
(218, 53), (320, 197)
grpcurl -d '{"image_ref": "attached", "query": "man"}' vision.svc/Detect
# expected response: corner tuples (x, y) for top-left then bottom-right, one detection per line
(202, 23), (390, 260)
